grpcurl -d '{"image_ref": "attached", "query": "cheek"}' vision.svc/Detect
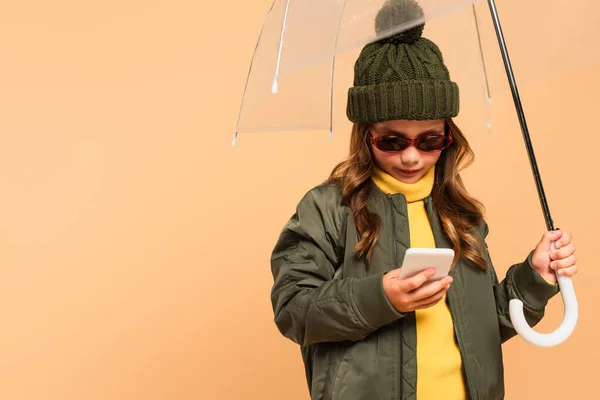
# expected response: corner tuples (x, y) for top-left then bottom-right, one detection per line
(372, 149), (395, 168)
(423, 152), (442, 166)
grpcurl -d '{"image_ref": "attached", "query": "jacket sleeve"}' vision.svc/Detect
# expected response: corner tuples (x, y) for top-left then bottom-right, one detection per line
(481, 222), (560, 343)
(270, 187), (404, 347)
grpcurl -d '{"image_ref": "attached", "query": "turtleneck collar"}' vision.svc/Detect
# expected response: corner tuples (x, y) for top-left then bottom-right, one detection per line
(371, 165), (435, 203)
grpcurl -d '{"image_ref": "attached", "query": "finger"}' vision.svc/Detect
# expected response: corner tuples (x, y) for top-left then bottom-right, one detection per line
(556, 265), (578, 277)
(383, 267), (402, 280)
(411, 279), (451, 302)
(554, 231), (573, 249)
(551, 243), (575, 260)
(550, 254), (576, 270)
(413, 298), (445, 310)
(412, 285), (450, 309)
(540, 230), (562, 250)
(400, 268), (437, 291)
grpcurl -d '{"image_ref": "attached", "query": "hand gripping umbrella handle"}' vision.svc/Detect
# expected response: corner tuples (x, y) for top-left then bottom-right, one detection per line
(509, 244), (578, 347)
(487, 0), (579, 347)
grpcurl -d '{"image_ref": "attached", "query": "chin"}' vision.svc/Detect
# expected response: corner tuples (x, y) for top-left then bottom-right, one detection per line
(393, 173), (422, 184)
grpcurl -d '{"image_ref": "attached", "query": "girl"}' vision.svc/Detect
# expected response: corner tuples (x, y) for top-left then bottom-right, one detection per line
(269, 1), (577, 399)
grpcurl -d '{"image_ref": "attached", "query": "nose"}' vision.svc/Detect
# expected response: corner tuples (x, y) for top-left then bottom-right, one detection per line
(400, 145), (420, 166)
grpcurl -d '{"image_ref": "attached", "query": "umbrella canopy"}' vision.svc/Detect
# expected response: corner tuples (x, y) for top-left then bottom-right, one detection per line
(233, 0), (600, 140)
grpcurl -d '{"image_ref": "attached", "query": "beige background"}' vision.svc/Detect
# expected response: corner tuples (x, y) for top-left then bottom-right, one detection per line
(1, 1), (598, 399)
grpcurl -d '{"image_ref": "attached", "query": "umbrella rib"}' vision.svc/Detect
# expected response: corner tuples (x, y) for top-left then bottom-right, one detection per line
(472, 3), (492, 103)
(472, 2), (494, 132)
(272, 0), (292, 94)
(329, 0), (350, 139)
(233, 0), (278, 145)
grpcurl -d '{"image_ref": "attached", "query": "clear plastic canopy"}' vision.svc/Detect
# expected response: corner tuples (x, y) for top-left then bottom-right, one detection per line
(234, 0), (600, 141)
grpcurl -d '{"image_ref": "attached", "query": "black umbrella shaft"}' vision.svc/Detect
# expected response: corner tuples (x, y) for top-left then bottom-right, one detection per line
(486, 0), (555, 232)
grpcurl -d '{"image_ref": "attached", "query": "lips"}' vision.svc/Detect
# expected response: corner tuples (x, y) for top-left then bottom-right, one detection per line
(399, 169), (421, 175)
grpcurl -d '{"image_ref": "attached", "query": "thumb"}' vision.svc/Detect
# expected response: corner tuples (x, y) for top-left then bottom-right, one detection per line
(538, 230), (562, 250)
(383, 267), (402, 281)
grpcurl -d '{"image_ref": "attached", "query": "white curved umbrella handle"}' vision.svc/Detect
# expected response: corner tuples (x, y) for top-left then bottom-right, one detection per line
(509, 252), (578, 347)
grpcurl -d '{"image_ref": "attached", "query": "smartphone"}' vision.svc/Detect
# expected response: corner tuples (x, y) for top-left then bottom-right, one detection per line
(397, 248), (454, 281)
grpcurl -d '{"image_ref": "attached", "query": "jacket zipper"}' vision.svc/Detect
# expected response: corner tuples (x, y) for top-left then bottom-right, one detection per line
(425, 198), (477, 399)
(451, 301), (478, 400)
(388, 195), (402, 400)
(387, 196), (399, 268)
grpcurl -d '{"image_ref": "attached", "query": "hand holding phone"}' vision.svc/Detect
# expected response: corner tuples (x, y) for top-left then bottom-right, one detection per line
(397, 248), (454, 281)
(382, 248), (455, 313)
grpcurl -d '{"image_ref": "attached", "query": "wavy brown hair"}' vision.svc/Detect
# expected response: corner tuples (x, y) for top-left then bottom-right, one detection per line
(328, 119), (487, 270)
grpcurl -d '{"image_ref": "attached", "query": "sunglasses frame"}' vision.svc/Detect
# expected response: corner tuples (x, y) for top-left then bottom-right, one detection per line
(369, 124), (454, 153)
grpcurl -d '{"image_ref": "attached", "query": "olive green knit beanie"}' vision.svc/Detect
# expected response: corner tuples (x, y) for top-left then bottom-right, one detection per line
(347, 0), (459, 123)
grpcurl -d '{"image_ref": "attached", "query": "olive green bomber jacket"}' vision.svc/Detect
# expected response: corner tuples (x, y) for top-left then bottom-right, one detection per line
(270, 181), (559, 400)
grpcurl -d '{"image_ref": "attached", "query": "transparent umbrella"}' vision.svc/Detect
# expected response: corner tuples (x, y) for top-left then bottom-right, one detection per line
(234, 0), (599, 138)
(235, 0), (600, 347)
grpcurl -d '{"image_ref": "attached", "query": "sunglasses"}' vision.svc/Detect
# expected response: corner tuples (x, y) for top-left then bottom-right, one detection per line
(369, 127), (453, 153)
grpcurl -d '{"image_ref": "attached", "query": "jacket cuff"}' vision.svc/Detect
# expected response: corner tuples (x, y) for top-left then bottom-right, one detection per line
(512, 251), (560, 310)
(352, 273), (405, 330)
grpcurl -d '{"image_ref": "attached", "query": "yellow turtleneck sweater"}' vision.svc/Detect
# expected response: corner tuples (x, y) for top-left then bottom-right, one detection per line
(372, 165), (467, 400)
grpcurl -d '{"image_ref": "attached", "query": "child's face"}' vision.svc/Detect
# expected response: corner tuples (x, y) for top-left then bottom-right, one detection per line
(369, 119), (445, 184)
